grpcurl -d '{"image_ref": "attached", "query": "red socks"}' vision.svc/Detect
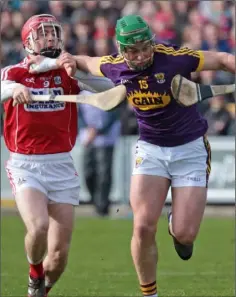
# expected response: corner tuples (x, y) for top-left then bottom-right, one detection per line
(29, 262), (44, 279)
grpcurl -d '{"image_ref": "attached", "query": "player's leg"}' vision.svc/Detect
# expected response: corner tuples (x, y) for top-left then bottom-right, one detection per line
(131, 140), (171, 297)
(131, 175), (170, 297)
(16, 189), (49, 297)
(41, 154), (80, 294)
(168, 136), (211, 260)
(6, 157), (49, 297)
(15, 189), (49, 266)
(169, 187), (207, 260)
(43, 201), (75, 294)
(93, 146), (114, 216)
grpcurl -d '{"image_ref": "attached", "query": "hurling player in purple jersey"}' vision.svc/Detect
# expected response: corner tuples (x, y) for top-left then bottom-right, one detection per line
(28, 14), (235, 297)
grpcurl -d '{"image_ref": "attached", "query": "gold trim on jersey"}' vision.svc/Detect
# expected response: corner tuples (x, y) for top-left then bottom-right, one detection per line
(98, 55), (125, 77)
(98, 56), (106, 77)
(195, 50), (205, 72)
(154, 44), (200, 58)
(100, 55), (124, 64)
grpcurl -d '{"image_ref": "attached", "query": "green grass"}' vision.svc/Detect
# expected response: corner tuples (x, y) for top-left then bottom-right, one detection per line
(1, 214), (235, 296)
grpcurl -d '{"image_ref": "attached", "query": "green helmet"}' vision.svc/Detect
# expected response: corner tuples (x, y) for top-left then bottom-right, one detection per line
(116, 14), (154, 51)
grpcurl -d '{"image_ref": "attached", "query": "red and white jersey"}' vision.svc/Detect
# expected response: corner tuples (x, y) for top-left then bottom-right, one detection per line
(1, 57), (80, 155)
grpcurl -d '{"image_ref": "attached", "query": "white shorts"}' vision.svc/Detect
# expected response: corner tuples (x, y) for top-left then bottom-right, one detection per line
(5, 152), (80, 205)
(133, 137), (211, 187)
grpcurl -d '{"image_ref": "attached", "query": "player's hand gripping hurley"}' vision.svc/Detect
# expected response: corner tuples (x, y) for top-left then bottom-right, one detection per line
(12, 85), (127, 111)
(171, 74), (235, 107)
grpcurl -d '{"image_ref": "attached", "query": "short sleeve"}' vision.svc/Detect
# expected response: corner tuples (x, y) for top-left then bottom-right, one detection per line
(155, 44), (205, 74)
(99, 55), (114, 78)
(1, 66), (17, 81)
(173, 47), (204, 73)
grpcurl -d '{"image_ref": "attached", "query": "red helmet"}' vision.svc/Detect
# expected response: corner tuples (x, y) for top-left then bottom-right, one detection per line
(21, 14), (63, 58)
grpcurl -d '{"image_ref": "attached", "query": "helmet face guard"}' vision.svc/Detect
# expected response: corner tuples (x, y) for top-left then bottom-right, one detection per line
(21, 14), (63, 58)
(116, 15), (155, 71)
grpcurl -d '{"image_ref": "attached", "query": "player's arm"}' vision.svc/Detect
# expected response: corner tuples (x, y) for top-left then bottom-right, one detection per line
(198, 51), (235, 73)
(74, 55), (103, 77)
(76, 70), (114, 92)
(1, 70), (32, 105)
(59, 53), (114, 90)
(1, 67), (32, 104)
(57, 53), (103, 77)
(1, 80), (21, 102)
(1, 80), (32, 105)
(27, 53), (114, 91)
(28, 52), (102, 77)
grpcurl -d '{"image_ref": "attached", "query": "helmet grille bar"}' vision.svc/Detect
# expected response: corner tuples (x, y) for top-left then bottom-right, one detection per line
(120, 27), (148, 36)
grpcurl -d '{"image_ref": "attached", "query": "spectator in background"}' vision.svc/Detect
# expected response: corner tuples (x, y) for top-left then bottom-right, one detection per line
(19, 1), (39, 19)
(82, 0), (100, 19)
(187, 7), (205, 31)
(139, 1), (157, 24)
(201, 22), (231, 53)
(227, 103), (236, 135)
(204, 96), (232, 136)
(182, 25), (202, 49)
(99, 1), (121, 27)
(229, 25), (235, 52)
(61, 23), (77, 54)
(93, 38), (111, 57)
(78, 93), (121, 216)
(120, 102), (139, 136)
(121, 1), (139, 17)
(48, 1), (73, 23)
(72, 12), (95, 56)
(200, 23), (234, 85)
(94, 14), (115, 40)
(154, 1), (177, 43)
(172, 1), (189, 45)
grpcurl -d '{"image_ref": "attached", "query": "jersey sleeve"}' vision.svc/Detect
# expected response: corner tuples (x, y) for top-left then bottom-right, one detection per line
(1, 66), (18, 81)
(98, 55), (114, 78)
(155, 44), (204, 74)
(177, 47), (204, 73)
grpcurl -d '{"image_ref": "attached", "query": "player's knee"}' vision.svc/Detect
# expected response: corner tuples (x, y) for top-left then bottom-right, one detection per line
(27, 219), (49, 239)
(173, 227), (197, 245)
(133, 223), (156, 242)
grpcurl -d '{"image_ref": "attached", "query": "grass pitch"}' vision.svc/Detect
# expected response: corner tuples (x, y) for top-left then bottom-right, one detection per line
(1, 214), (234, 296)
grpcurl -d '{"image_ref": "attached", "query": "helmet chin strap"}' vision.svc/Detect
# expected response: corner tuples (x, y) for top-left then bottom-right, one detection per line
(123, 52), (154, 71)
(39, 48), (62, 58)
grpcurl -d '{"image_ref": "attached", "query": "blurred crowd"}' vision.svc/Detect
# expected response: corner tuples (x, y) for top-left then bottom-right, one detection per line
(1, 0), (235, 136)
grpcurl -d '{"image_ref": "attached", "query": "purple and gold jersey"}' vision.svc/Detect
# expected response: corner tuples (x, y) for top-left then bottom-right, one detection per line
(98, 43), (208, 147)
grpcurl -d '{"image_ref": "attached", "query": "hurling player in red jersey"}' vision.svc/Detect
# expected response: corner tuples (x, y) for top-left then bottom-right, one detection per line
(1, 14), (82, 297)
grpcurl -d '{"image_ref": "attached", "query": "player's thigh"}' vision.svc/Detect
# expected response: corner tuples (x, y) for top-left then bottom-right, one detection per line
(45, 158), (80, 205)
(131, 140), (171, 226)
(47, 203), (75, 257)
(15, 188), (49, 233)
(5, 159), (49, 232)
(170, 136), (211, 188)
(130, 175), (170, 227)
(170, 137), (211, 237)
(48, 186), (80, 206)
